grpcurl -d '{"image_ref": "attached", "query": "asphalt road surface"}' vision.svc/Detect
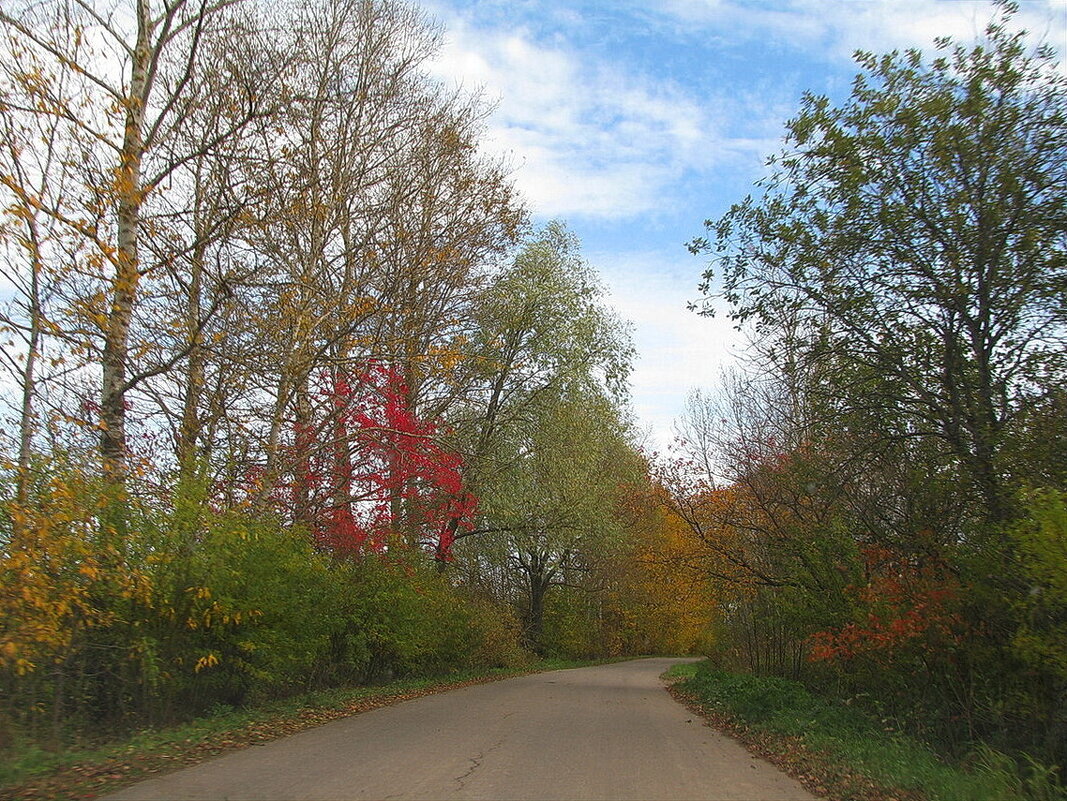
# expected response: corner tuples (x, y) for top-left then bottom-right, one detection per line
(104, 657), (816, 801)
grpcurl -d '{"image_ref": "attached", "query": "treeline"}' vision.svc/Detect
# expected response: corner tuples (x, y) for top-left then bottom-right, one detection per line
(0, 0), (714, 747)
(670, 7), (1066, 774)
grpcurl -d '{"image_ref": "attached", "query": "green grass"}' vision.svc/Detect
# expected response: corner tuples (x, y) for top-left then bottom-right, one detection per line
(678, 662), (1066, 801)
(2, 657), (631, 798)
(661, 661), (700, 680)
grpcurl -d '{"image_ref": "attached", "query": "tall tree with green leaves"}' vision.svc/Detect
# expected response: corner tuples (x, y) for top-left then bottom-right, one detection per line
(482, 390), (636, 651)
(691, 3), (1066, 528)
(687, 4), (1067, 762)
(455, 223), (632, 489)
(445, 225), (637, 646)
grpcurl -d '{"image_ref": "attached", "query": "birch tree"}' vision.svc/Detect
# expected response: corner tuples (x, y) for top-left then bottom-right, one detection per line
(0, 0), (270, 490)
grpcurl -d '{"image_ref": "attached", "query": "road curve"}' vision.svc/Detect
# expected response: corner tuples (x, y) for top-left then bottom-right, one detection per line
(104, 658), (816, 801)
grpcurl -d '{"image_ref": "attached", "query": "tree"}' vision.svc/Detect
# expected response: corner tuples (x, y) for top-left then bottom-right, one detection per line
(0, 80), (68, 505)
(482, 390), (635, 652)
(608, 483), (718, 657)
(442, 225), (636, 648)
(691, 4), (1066, 528)
(284, 361), (477, 559)
(451, 223), (632, 512)
(222, 0), (522, 526)
(0, 0), (275, 494)
(686, 6), (1067, 760)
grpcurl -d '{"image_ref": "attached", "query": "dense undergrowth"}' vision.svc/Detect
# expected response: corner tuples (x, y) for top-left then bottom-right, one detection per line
(673, 662), (1067, 801)
(0, 483), (526, 750)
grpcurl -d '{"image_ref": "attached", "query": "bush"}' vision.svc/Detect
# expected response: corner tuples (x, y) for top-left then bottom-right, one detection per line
(0, 464), (533, 749)
(334, 555), (530, 682)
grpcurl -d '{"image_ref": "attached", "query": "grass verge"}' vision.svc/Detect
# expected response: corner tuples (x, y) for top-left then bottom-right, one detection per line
(1, 657), (629, 801)
(670, 662), (1066, 801)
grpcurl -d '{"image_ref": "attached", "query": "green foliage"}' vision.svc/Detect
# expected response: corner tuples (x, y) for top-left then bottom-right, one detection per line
(971, 743), (1067, 801)
(0, 462), (534, 750)
(680, 663), (1067, 801)
(683, 2), (1067, 777)
(338, 556), (528, 681)
(694, 4), (1066, 526)
(540, 588), (601, 660)
(1008, 488), (1067, 682)
(683, 665), (818, 726)
(148, 508), (343, 707)
(661, 662), (699, 680)
(458, 594), (532, 670)
(1014, 489), (1067, 603)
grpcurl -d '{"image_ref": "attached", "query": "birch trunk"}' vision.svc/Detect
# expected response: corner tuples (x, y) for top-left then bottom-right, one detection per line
(101, 0), (152, 486)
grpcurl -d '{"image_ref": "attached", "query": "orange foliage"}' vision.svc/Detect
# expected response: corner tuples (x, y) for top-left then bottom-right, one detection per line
(611, 484), (718, 654)
(808, 545), (964, 664)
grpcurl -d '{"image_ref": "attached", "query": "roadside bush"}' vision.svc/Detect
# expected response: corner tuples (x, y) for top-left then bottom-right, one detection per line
(338, 555), (530, 681)
(147, 509), (344, 712)
(0, 466), (532, 749)
(540, 589), (601, 660)
(0, 457), (155, 742)
(684, 665), (815, 726)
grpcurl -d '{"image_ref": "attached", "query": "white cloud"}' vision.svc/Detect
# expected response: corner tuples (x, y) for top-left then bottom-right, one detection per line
(422, 2), (769, 440)
(427, 11), (753, 220)
(420, 0), (1064, 447)
(656, 0), (1064, 64)
(589, 250), (743, 449)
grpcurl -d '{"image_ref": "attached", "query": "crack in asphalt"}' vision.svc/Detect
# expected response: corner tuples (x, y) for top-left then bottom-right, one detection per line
(453, 739), (504, 791)
(453, 752), (484, 790)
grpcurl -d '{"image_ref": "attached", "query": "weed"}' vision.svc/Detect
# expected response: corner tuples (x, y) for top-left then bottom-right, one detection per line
(677, 662), (1066, 801)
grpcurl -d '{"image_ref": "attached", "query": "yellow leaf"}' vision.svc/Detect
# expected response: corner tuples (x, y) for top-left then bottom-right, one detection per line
(194, 653), (219, 673)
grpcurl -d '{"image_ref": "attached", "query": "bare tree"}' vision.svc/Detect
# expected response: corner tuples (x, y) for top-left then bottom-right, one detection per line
(0, 0), (269, 492)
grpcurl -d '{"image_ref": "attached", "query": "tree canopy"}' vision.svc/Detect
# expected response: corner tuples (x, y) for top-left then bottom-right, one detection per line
(691, 6), (1066, 526)
(681, 4), (1067, 771)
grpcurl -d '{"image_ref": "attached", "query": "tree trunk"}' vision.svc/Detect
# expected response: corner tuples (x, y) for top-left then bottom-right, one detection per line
(293, 381), (313, 527)
(101, 0), (151, 488)
(526, 579), (547, 653)
(15, 200), (43, 507)
(522, 550), (552, 654)
(177, 239), (207, 481)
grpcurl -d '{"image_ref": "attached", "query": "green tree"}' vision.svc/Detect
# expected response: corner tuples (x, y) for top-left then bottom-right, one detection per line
(461, 223), (631, 455)
(447, 224), (632, 549)
(445, 225), (637, 651)
(687, 5), (1067, 764)
(692, 5), (1066, 527)
(485, 391), (636, 652)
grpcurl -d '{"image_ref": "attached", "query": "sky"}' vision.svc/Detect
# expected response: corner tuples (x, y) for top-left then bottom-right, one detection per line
(424, 0), (1067, 448)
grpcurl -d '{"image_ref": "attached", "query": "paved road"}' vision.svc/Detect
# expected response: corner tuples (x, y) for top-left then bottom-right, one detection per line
(105, 658), (816, 800)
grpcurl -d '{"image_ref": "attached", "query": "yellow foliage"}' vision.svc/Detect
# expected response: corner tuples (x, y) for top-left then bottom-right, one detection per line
(609, 488), (720, 654)
(194, 652), (219, 673)
(0, 468), (153, 674)
(426, 343), (465, 373)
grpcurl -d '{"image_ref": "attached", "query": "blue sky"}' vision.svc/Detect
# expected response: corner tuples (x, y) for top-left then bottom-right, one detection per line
(425, 0), (1067, 447)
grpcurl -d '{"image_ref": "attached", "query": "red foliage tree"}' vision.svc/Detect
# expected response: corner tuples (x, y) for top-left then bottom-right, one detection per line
(289, 361), (477, 559)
